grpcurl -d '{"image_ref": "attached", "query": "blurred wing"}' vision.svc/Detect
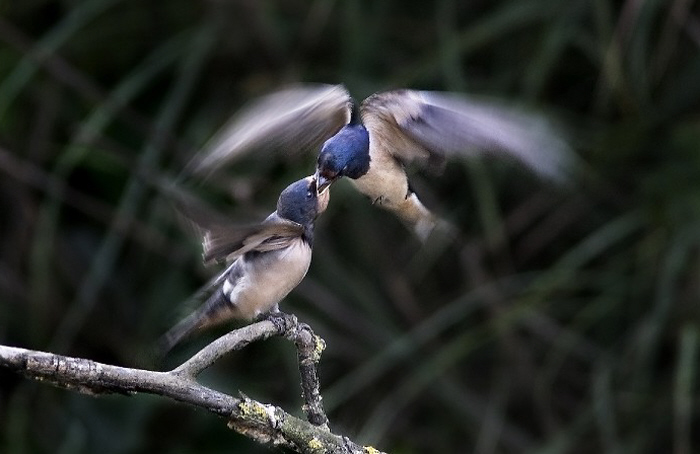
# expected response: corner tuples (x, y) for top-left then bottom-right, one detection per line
(188, 84), (353, 177)
(361, 90), (574, 181)
(201, 217), (304, 264)
(166, 183), (304, 264)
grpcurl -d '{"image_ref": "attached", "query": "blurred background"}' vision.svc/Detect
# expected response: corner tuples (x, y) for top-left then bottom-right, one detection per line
(1, 0), (699, 453)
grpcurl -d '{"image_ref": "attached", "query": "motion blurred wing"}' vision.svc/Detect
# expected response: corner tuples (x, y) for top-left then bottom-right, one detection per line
(170, 190), (304, 264)
(200, 217), (305, 264)
(189, 84), (352, 177)
(361, 90), (574, 181)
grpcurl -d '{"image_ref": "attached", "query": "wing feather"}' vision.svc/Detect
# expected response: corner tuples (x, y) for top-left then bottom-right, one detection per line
(200, 218), (304, 264)
(169, 189), (304, 264)
(189, 84), (352, 177)
(361, 90), (574, 180)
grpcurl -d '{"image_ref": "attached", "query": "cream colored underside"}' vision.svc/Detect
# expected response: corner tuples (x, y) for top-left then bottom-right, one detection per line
(224, 238), (312, 320)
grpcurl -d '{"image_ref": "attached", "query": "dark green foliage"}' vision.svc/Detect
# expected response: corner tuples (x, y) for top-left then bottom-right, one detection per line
(1, 0), (699, 453)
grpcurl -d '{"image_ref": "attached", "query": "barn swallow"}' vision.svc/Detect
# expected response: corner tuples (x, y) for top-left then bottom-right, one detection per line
(189, 84), (574, 239)
(160, 175), (329, 352)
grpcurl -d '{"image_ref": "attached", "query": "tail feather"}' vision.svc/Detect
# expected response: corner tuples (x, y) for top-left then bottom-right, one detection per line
(393, 192), (437, 241)
(157, 288), (235, 356)
(157, 312), (203, 357)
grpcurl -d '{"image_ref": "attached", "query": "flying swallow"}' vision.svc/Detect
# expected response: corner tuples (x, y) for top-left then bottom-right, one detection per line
(160, 175), (329, 352)
(188, 84), (574, 239)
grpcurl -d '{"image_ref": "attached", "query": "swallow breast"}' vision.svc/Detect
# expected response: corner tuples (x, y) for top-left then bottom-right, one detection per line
(225, 238), (312, 320)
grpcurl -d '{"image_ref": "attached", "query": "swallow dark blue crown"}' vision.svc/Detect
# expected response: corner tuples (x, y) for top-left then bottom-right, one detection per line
(277, 178), (318, 225)
(317, 123), (370, 180)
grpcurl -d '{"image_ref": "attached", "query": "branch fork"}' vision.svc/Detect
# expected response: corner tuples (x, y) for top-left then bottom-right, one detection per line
(0, 312), (386, 454)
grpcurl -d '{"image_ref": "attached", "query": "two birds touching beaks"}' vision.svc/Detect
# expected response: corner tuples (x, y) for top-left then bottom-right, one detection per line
(160, 83), (577, 353)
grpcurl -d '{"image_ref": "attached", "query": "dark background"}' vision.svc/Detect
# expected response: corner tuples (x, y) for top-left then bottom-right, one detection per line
(1, 1), (700, 453)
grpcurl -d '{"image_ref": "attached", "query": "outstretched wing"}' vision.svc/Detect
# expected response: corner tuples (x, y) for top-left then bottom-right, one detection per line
(361, 90), (574, 181)
(188, 84), (353, 177)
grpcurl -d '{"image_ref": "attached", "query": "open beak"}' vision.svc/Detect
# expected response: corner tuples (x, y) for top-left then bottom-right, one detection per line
(315, 170), (334, 195)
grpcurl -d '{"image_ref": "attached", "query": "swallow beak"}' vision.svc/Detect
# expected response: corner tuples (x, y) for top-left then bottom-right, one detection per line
(315, 170), (334, 195)
(316, 183), (330, 214)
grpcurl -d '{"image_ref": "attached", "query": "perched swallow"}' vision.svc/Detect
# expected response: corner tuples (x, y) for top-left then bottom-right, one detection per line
(190, 84), (574, 239)
(160, 176), (329, 352)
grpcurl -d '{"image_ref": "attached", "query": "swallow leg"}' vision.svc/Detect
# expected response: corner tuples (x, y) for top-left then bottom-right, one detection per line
(261, 309), (297, 333)
(393, 192), (437, 241)
(371, 195), (386, 205)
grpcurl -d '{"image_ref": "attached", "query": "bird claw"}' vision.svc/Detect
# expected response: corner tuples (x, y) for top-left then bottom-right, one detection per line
(372, 195), (386, 205)
(262, 310), (297, 332)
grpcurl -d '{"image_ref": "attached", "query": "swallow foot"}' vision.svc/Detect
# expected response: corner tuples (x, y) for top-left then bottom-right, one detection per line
(372, 195), (386, 205)
(262, 310), (297, 333)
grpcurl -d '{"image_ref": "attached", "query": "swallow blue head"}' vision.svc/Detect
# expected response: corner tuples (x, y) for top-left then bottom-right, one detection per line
(276, 176), (324, 227)
(315, 122), (370, 192)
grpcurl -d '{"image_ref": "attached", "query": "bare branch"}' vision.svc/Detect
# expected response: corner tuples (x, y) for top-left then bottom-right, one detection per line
(0, 341), (386, 454)
(292, 322), (329, 428)
(170, 312), (329, 427)
(172, 318), (284, 378)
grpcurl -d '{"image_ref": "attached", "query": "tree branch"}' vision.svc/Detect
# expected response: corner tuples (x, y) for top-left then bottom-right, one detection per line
(0, 315), (386, 454)
(172, 317), (286, 378)
(291, 322), (329, 428)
